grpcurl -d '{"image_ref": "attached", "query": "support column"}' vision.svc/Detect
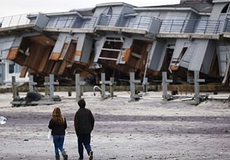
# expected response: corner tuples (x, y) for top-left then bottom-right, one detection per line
(162, 72), (173, 100)
(100, 73), (112, 99)
(130, 72), (141, 100)
(44, 76), (49, 96)
(49, 74), (59, 100)
(11, 76), (19, 100)
(194, 71), (205, 105)
(5, 62), (9, 84)
(75, 74), (86, 101)
(142, 77), (149, 93)
(29, 75), (37, 92)
(110, 77), (115, 98)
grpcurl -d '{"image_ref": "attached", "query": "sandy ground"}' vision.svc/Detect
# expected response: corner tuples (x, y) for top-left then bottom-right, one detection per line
(0, 91), (230, 160)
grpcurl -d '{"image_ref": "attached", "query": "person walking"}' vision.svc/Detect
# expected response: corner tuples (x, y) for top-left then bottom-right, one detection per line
(74, 99), (95, 160)
(48, 107), (68, 160)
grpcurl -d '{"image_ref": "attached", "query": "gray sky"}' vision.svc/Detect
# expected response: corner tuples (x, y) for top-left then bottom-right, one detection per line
(0, 0), (180, 17)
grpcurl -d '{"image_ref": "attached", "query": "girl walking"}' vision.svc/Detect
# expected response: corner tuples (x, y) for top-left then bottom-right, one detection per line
(48, 107), (68, 160)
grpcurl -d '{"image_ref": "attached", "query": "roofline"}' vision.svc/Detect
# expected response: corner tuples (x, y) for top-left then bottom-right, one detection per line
(199, 12), (211, 16)
(44, 11), (82, 17)
(96, 2), (135, 8)
(134, 7), (199, 14)
(72, 7), (94, 12)
(213, 0), (230, 3)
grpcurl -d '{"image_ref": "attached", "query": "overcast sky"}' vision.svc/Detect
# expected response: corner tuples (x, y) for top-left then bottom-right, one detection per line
(0, 0), (180, 17)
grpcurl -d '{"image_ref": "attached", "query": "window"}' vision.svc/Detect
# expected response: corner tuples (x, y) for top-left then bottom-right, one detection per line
(9, 64), (14, 73)
(47, 16), (75, 28)
(108, 7), (113, 15)
(221, 4), (229, 13)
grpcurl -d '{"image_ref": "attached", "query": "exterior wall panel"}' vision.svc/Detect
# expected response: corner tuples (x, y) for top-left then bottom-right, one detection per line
(201, 40), (216, 74)
(217, 43), (230, 77)
(188, 40), (213, 72)
(35, 13), (49, 29)
(149, 40), (166, 71)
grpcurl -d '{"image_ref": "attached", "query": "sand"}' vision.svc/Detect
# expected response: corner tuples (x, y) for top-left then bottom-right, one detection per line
(0, 91), (230, 160)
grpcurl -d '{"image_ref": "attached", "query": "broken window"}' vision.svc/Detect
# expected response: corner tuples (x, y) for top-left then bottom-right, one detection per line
(103, 37), (123, 50)
(130, 40), (146, 59)
(171, 47), (187, 66)
(169, 41), (190, 72)
(100, 37), (123, 61)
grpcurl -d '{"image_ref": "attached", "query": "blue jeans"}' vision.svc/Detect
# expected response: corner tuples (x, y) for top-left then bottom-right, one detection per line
(77, 133), (92, 159)
(53, 135), (65, 156)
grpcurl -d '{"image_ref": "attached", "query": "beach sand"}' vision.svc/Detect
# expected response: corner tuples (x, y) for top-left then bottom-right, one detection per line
(0, 91), (230, 160)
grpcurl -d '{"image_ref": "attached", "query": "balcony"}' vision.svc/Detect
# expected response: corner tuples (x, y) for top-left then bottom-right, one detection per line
(46, 16), (97, 29)
(0, 13), (49, 35)
(0, 14), (31, 28)
(74, 17), (98, 29)
(44, 15), (98, 33)
(96, 14), (161, 34)
(46, 16), (76, 28)
(223, 18), (230, 32)
(160, 19), (224, 35)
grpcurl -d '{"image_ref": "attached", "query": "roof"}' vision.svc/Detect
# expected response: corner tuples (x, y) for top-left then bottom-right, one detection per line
(213, 0), (230, 3)
(70, 8), (94, 16)
(95, 2), (135, 8)
(136, 2), (213, 13)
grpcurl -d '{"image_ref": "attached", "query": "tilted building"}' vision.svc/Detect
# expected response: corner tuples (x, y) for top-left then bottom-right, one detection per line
(0, 0), (230, 86)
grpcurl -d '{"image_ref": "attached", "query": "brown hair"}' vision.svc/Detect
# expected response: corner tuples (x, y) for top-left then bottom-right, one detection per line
(52, 107), (65, 124)
(78, 99), (86, 108)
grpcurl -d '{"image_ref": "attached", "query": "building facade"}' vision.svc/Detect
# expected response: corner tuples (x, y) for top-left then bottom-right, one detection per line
(0, 0), (230, 86)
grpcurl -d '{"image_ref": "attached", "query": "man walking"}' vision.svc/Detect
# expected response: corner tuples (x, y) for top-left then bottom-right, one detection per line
(74, 99), (95, 160)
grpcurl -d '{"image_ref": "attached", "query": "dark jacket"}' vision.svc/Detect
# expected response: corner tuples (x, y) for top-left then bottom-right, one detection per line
(74, 108), (95, 135)
(48, 118), (67, 136)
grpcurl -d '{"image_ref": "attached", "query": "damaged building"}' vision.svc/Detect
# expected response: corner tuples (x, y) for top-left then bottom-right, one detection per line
(0, 0), (230, 87)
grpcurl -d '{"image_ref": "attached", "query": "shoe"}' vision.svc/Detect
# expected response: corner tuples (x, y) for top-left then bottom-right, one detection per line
(89, 151), (93, 160)
(55, 155), (60, 160)
(63, 154), (68, 160)
(62, 151), (68, 160)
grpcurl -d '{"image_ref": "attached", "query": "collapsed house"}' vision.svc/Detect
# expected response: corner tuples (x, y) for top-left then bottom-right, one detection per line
(0, 0), (230, 86)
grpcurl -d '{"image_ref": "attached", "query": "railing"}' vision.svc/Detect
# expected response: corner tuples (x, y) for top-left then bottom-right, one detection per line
(224, 18), (230, 32)
(0, 49), (10, 60)
(0, 14), (32, 28)
(97, 14), (122, 26)
(97, 14), (158, 30)
(46, 16), (76, 28)
(80, 17), (98, 29)
(3, 13), (230, 35)
(46, 16), (98, 29)
(124, 16), (158, 30)
(160, 19), (224, 34)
